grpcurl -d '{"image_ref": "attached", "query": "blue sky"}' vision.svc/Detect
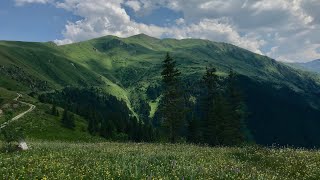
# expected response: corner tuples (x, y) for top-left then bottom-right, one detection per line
(0, 0), (75, 42)
(1, 0), (320, 62)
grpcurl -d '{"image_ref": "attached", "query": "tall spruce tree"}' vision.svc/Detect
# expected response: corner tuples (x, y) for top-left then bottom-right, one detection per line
(100, 119), (108, 138)
(199, 68), (246, 146)
(61, 108), (75, 129)
(201, 67), (220, 145)
(187, 114), (201, 143)
(160, 52), (185, 143)
(212, 95), (233, 145)
(225, 69), (246, 145)
(88, 111), (99, 135)
(100, 119), (115, 139)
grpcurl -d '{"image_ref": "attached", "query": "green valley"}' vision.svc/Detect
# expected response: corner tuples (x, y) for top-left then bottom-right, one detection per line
(1, 34), (320, 147)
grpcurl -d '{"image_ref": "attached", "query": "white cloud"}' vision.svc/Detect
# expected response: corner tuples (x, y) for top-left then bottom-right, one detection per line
(152, 0), (320, 61)
(125, 0), (141, 12)
(49, 0), (263, 54)
(175, 18), (185, 25)
(17, 0), (320, 62)
(53, 0), (138, 43)
(169, 18), (265, 54)
(54, 38), (73, 45)
(275, 44), (320, 63)
(265, 25), (320, 62)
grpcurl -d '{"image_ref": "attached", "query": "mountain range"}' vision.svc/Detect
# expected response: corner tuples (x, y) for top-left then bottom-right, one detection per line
(1, 34), (320, 147)
(290, 59), (320, 73)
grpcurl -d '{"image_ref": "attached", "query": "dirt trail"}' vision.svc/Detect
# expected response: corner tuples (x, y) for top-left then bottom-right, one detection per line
(0, 93), (36, 130)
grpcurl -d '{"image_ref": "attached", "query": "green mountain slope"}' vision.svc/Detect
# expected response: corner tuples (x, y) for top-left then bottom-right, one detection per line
(0, 41), (103, 90)
(1, 34), (320, 147)
(60, 34), (320, 94)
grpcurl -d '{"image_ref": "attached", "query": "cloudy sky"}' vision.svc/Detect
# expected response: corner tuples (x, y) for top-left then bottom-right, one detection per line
(1, 0), (320, 62)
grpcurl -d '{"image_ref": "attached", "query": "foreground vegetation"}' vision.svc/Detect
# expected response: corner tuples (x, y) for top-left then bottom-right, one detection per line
(0, 141), (319, 179)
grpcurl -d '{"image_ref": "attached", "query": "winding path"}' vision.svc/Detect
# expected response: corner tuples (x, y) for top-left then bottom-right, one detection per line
(0, 93), (36, 130)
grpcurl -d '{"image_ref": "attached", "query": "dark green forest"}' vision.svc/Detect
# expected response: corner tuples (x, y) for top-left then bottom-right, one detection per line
(39, 53), (248, 146)
(39, 87), (155, 142)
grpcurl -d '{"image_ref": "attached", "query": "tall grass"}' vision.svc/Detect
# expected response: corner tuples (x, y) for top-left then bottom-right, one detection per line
(0, 141), (319, 179)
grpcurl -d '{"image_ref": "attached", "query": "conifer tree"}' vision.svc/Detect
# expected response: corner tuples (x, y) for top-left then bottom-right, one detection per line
(61, 108), (75, 129)
(51, 104), (59, 116)
(88, 111), (98, 135)
(142, 122), (154, 142)
(106, 119), (116, 138)
(212, 95), (233, 145)
(100, 119), (115, 139)
(100, 119), (108, 138)
(225, 69), (246, 145)
(187, 115), (201, 143)
(160, 52), (185, 143)
(201, 67), (219, 145)
(61, 109), (68, 127)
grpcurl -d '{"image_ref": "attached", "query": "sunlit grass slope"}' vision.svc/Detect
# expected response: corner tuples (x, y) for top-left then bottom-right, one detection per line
(0, 41), (103, 90)
(0, 141), (319, 179)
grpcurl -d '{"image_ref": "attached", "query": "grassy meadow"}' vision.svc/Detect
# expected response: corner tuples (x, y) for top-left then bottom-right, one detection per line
(1, 35), (320, 180)
(0, 141), (319, 179)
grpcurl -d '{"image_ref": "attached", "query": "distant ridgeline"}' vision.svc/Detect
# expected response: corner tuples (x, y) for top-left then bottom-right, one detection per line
(1, 35), (320, 147)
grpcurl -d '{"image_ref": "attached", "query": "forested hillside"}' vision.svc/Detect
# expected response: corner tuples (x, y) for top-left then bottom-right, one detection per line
(1, 34), (320, 147)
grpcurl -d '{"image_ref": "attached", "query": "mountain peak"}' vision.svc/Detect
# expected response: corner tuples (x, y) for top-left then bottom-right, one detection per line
(128, 33), (159, 40)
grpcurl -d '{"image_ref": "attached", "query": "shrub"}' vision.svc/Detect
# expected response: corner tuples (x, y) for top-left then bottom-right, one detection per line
(0, 124), (24, 152)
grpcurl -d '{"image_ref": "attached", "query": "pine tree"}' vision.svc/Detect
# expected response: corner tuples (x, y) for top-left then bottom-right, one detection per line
(61, 109), (67, 127)
(201, 67), (220, 145)
(61, 108), (75, 129)
(106, 119), (116, 139)
(100, 119), (108, 138)
(187, 114), (201, 143)
(131, 117), (141, 142)
(100, 119), (115, 139)
(51, 104), (59, 116)
(142, 122), (154, 142)
(88, 118), (95, 135)
(88, 111), (98, 135)
(212, 95), (233, 145)
(225, 69), (246, 145)
(160, 52), (185, 143)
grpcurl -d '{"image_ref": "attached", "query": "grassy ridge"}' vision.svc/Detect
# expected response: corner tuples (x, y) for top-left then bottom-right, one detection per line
(0, 41), (103, 90)
(0, 141), (319, 179)
(1, 34), (319, 107)
(59, 34), (320, 109)
(1, 35), (320, 147)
